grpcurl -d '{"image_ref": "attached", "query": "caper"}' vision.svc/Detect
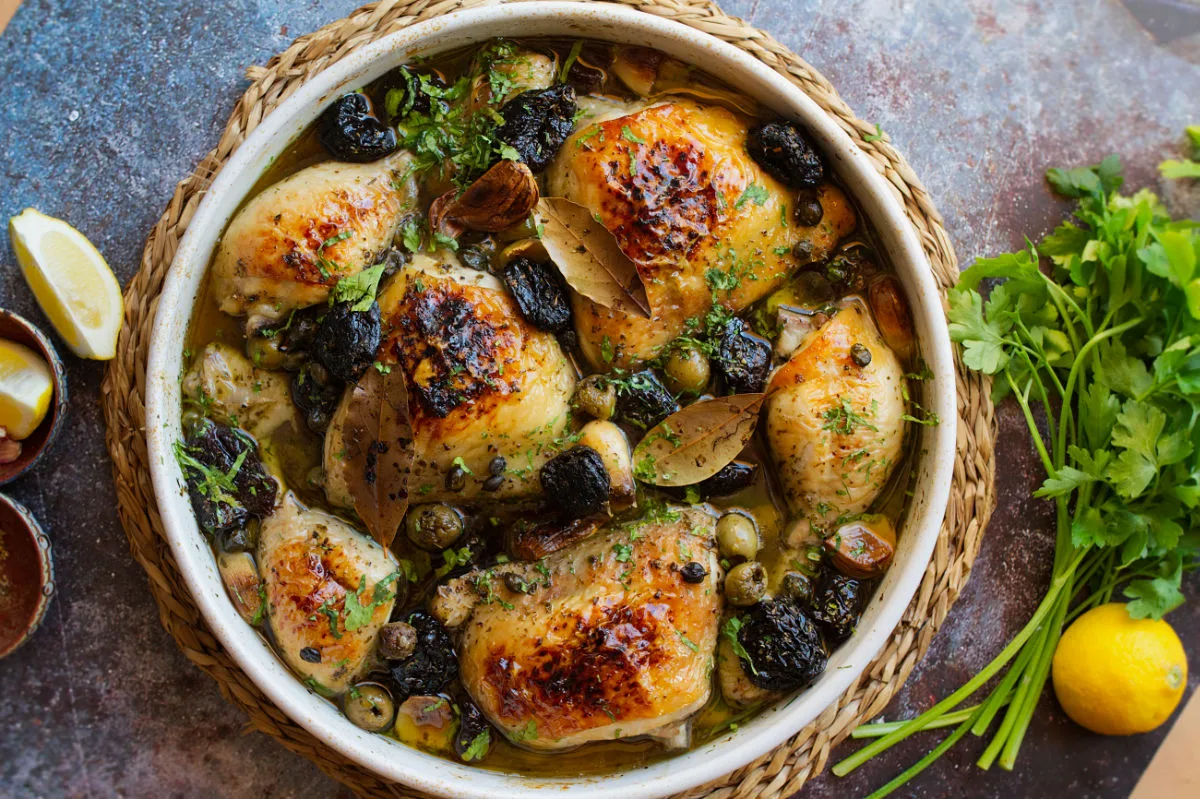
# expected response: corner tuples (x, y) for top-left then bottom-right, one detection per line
(793, 187), (825, 227)
(405, 503), (465, 551)
(488, 456), (507, 477)
(663, 345), (711, 394)
(378, 621), (417, 660)
(850, 343), (872, 367)
(445, 464), (467, 492)
(717, 511), (760, 561)
(504, 572), (538, 594)
(459, 243), (493, 272)
(781, 571), (816, 606)
(571, 375), (617, 421)
(483, 474), (505, 492)
(342, 683), (395, 733)
(680, 561), (708, 584)
(725, 561), (767, 607)
(793, 240), (816, 264)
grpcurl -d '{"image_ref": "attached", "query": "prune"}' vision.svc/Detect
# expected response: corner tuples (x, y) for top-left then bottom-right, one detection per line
(382, 65), (447, 120)
(497, 84), (578, 172)
(502, 256), (572, 332)
(811, 573), (866, 643)
(746, 120), (826, 189)
(454, 700), (493, 762)
(736, 596), (828, 692)
(540, 445), (610, 519)
(714, 318), (772, 394)
(389, 610), (458, 700)
(698, 460), (758, 498)
(311, 301), (381, 383)
(319, 92), (398, 162)
(177, 420), (277, 536)
(291, 364), (344, 434)
(614, 370), (679, 430)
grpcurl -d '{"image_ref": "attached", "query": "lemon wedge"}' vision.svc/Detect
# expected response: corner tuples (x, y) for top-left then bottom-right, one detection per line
(9, 208), (123, 360)
(0, 340), (53, 440)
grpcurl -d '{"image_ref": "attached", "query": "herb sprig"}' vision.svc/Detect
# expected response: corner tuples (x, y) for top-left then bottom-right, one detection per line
(835, 143), (1200, 793)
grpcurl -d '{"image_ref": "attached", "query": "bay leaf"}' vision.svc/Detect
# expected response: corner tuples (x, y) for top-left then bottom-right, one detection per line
(632, 393), (765, 487)
(535, 196), (651, 318)
(340, 365), (413, 547)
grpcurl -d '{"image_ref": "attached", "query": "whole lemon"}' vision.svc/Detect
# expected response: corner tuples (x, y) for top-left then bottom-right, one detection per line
(1052, 602), (1187, 736)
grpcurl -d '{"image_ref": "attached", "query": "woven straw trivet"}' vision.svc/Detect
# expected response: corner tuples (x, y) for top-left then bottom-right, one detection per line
(100, 1), (996, 796)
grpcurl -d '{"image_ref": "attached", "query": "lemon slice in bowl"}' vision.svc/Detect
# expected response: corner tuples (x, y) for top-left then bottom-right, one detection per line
(8, 209), (123, 360)
(0, 340), (53, 440)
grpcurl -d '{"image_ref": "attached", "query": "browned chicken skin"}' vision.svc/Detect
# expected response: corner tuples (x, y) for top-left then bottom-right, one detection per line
(433, 510), (722, 750)
(547, 100), (856, 369)
(213, 151), (415, 330)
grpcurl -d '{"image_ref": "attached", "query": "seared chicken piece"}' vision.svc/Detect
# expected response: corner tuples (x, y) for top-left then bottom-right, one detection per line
(259, 497), (400, 694)
(323, 253), (575, 507)
(764, 302), (906, 536)
(182, 343), (295, 440)
(434, 510), (722, 750)
(213, 151), (415, 330)
(546, 100), (856, 369)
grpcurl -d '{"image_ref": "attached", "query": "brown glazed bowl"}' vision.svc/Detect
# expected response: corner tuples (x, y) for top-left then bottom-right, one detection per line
(0, 492), (54, 658)
(0, 309), (68, 485)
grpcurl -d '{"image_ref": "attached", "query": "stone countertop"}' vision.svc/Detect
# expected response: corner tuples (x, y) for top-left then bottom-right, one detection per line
(0, 0), (1197, 796)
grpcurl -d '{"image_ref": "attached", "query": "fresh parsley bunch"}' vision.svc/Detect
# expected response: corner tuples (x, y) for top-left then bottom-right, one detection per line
(834, 133), (1200, 795)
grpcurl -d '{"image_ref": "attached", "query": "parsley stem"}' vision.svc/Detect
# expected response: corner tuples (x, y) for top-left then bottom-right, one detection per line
(832, 549), (1086, 778)
(862, 705), (987, 799)
(851, 705), (986, 738)
(1004, 371), (1056, 475)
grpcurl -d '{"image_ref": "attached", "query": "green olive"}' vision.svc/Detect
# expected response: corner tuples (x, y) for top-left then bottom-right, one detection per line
(717, 512), (760, 561)
(245, 333), (288, 370)
(663, 346), (711, 394)
(180, 407), (204, 436)
(780, 571), (815, 605)
(725, 561), (767, 607)
(571, 375), (617, 421)
(343, 683), (395, 733)
(405, 503), (465, 551)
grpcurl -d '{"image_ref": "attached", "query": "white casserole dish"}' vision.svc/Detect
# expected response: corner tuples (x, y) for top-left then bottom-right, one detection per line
(144, 3), (957, 797)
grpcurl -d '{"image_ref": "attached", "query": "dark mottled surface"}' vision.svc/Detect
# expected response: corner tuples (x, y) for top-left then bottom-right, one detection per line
(0, 1), (1197, 797)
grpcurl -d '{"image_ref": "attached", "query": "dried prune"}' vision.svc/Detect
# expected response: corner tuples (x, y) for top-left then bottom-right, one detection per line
(291, 364), (344, 434)
(540, 445), (610, 519)
(811, 573), (866, 643)
(736, 596), (828, 692)
(389, 610), (458, 700)
(319, 92), (398, 162)
(614, 370), (679, 430)
(497, 84), (578, 172)
(714, 318), (772, 394)
(746, 120), (826, 189)
(311, 301), (381, 383)
(454, 700), (493, 763)
(699, 460), (758, 498)
(503, 256), (572, 332)
(177, 419), (277, 536)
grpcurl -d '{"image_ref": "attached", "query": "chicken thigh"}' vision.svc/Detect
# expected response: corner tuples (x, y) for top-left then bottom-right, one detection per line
(323, 253), (576, 508)
(546, 100), (856, 369)
(213, 151), (415, 331)
(182, 342), (296, 440)
(432, 509), (722, 750)
(259, 497), (400, 694)
(764, 302), (906, 535)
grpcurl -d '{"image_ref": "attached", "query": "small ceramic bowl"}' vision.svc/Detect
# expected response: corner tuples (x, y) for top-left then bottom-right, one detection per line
(0, 492), (54, 659)
(0, 310), (68, 485)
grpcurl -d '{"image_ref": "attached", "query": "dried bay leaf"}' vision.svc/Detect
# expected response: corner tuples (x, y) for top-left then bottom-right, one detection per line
(340, 365), (413, 547)
(535, 196), (651, 318)
(632, 393), (765, 487)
